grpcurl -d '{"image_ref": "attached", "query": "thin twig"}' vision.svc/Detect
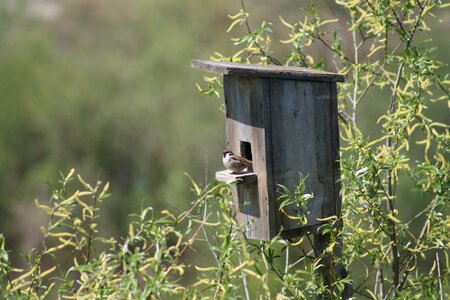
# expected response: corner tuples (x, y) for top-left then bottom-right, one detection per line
(178, 186), (217, 223)
(351, 17), (359, 127)
(240, 0), (282, 66)
(290, 250), (313, 268)
(384, 194), (440, 298)
(384, 0), (430, 290)
(280, 245), (289, 296)
(202, 199), (220, 266)
(214, 215), (234, 299)
(436, 252), (444, 300)
(238, 252), (251, 300)
(86, 181), (100, 263)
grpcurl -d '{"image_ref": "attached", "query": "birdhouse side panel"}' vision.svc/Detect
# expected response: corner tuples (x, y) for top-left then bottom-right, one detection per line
(269, 79), (338, 233)
(330, 83), (342, 217)
(223, 75), (276, 240)
(314, 82), (338, 219)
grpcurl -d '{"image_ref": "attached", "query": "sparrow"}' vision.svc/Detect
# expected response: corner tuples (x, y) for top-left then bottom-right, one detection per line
(222, 150), (252, 173)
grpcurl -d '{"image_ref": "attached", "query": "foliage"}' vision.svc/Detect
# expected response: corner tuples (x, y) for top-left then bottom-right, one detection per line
(201, 0), (450, 298)
(277, 177), (314, 226)
(0, 0), (228, 243)
(0, 170), (329, 299)
(1, 0), (449, 299)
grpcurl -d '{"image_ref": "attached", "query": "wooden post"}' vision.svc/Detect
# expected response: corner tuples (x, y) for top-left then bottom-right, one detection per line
(314, 233), (352, 299)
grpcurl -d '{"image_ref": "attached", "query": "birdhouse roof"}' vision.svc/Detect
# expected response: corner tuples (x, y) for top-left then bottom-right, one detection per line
(191, 60), (345, 82)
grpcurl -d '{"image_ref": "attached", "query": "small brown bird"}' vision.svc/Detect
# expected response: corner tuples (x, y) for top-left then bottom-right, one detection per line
(222, 150), (252, 173)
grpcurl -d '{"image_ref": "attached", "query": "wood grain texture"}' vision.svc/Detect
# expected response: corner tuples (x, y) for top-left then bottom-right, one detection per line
(221, 76), (341, 239)
(215, 170), (259, 231)
(212, 73), (342, 240)
(269, 80), (337, 232)
(313, 81), (336, 220)
(192, 60), (345, 82)
(215, 170), (257, 184)
(330, 83), (342, 217)
(193, 58), (344, 240)
(223, 75), (275, 240)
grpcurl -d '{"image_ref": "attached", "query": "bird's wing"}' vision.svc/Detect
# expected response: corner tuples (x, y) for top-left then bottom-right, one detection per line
(231, 156), (252, 166)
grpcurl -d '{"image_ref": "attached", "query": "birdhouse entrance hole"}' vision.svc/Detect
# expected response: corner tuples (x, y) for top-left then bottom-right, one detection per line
(240, 141), (253, 171)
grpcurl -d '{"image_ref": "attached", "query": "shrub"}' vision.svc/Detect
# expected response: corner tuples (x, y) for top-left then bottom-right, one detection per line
(1, 0), (449, 299)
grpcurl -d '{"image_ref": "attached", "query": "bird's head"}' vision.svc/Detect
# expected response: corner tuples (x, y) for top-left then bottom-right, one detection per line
(223, 150), (233, 158)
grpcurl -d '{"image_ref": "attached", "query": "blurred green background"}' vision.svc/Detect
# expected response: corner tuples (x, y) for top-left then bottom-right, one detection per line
(0, 0), (448, 263)
(0, 0), (238, 253)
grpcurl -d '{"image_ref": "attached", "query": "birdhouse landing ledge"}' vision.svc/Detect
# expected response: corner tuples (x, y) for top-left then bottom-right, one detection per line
(192, 60), (344, 241)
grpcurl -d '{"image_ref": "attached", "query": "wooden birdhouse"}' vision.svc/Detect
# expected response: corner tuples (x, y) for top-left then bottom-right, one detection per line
(192, 60), (345, 240)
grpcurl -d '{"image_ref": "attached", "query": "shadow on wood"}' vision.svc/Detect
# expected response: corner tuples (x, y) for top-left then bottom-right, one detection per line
(193, 60), (344, 241)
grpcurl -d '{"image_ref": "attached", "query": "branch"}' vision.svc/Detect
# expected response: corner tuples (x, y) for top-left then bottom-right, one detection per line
(240, 0), (282, 66)
(436, 252), (444, 300)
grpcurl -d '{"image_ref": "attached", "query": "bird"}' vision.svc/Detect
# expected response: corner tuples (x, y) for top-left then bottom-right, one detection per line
(222, 150), (252, 173)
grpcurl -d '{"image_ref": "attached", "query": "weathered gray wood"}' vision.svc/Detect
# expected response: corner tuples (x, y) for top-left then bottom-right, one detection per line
(194, 61), (343, 240)
(194, 58), (348, 295)
(312, 83), (349, 299)
(220, 76), (341, 239)
(192, 60), (345, 82)
(269, 79), (316, 231)
(215, 170), (257, 184)
(269, 80), (336, 233)
(329, 83), (342, 216)
(313, 81), (336, 221)
(216, 170), (261, 237)
(223, 75), (275, 240)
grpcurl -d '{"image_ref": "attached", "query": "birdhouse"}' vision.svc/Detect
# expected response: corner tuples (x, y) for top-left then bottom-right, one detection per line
(192, 60), (345, 240)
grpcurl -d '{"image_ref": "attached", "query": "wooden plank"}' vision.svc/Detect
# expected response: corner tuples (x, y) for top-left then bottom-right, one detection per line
(269, 79), (318, 230)
(314, 85), (349, 299)
(223, 175), (261, 238)
(269, 80), (336, 232)
(330, 83), (342, 217)
(223, 75), (274, 240)
(192, 60), (345, 82)
(215, 170), (257, 184)
(217, 76), (342, 239)
(313, 81), (336, 220)
(236, 179), (260, 238)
